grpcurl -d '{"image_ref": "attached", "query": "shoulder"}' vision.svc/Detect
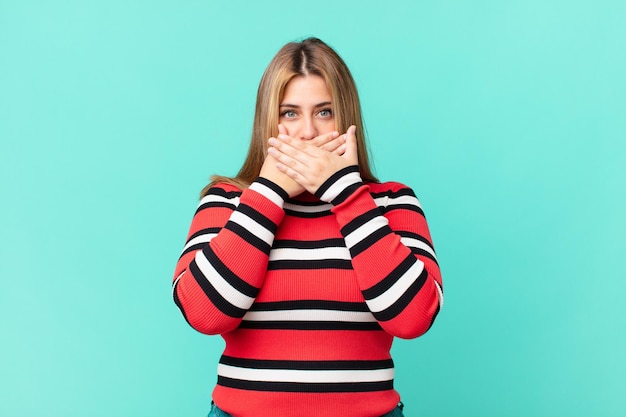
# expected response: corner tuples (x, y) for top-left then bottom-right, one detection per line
(197, 182), (243, 210)
(368, 180), (418, 197)
(367, 181), (423, 212)
(209, 182), (243, 192)
(200, 177), (248, 200)
(201, 182), (243, 198)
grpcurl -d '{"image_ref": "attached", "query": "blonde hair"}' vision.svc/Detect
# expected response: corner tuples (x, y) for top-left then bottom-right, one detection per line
(202, 37), (377, 197)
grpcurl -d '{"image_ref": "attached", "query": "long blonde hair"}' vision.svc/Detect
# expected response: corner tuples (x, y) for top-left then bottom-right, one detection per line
(202, 37), (377, 197)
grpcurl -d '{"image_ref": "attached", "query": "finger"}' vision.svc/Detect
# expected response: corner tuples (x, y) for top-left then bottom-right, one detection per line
(321, 134), (347, 153)
(275, 125), (310, 155)
(343, 125), (359, 163)
(332, 142), (347, 155)
(310, 130), (339, 148)
(268, 139), (309, 170)
(275, 161), (305, 184)
(276, 133), (322, 158)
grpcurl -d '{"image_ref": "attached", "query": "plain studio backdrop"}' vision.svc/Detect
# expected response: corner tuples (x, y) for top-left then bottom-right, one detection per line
(1, 1), (624, 416)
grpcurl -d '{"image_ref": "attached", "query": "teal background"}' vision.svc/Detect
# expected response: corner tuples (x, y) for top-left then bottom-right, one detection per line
(1, 1), (624, 416)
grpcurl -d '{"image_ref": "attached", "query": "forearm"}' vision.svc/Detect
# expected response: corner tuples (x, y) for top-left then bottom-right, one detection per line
(173, 178), (287, 334)
(318, 167), (443, 338)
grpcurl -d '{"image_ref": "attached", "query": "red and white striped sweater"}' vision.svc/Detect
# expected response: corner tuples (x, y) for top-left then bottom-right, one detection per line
(173, 166), (443, 417)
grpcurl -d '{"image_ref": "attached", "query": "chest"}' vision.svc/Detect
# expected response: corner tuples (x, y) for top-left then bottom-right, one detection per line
(257, 213), (364, 303)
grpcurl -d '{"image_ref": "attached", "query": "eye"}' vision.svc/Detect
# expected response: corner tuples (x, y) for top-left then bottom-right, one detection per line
(318, 108), (333, 118)
(280, 110), (297, 119)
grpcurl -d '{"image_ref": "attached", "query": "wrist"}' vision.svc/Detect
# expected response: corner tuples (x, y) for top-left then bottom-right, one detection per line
(315, 165), (363, 205)
(251, 177), (289, 208)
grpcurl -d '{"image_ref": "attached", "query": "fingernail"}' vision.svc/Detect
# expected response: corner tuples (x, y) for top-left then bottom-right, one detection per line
(268, 138), (278, 146)
(278, 134), (288, 140)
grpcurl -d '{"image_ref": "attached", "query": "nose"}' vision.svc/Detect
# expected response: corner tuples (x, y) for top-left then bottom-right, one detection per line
(299, 116), (317, 141)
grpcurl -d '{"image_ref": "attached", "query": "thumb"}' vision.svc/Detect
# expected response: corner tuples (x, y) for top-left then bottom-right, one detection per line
(343, 125), (359, 164)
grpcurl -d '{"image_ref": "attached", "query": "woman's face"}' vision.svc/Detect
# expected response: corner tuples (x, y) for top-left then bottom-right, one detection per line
(279, 75), (336, 140)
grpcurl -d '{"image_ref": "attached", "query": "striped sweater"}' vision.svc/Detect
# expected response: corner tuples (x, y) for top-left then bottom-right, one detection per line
(172, 166), (443, 417)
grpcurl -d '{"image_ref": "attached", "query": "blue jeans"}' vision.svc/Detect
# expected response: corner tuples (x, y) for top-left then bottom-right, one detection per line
(208, 401), (233, 417)
(208, 401), (405, 417)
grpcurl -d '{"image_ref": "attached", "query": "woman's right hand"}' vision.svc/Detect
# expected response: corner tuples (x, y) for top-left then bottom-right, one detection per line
(258, 125), (304, 197)
(259, 153), (305, 198)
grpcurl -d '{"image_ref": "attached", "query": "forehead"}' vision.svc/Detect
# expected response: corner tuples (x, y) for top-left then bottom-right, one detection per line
(281, 75), (331, 104)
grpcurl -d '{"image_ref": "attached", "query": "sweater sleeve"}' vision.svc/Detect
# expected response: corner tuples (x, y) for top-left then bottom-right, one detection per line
(316, 166), (443, 339)
(172, 178), (287, 335)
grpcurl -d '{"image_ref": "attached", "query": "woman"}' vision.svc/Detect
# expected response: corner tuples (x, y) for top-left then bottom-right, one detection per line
(173, 38), (443, 417)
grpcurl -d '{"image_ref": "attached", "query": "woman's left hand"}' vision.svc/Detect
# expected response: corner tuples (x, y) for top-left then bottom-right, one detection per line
(267, 125), (358, 195)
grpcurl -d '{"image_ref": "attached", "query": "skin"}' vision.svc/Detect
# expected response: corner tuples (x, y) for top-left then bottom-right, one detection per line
(259, 75), (359, 198)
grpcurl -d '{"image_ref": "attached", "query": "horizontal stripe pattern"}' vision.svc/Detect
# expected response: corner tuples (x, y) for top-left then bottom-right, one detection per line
(227, 206), (274, 244)
(179, 181), (439, 325)
(269, 238), (350, 261)
(192, 249), (258, 317)
(269, 246), (351, 262)
(434, 280), (444, 307)
(180, 227), (220, 257)
(342, 210), (391, 256)
(218, 364), (393, 383)
(173, 179), (442, 411)
(188, 260), (246, 318)
(217, 377), (393, 393)
(238, 321), (382, 330)
(315, 166), (363, 205)
(240, 300), (382, 331)
(217, 356), (394, 392)
(283, 200), (333, 218)
(362, 256), (425, 314)
(372, 188), (424, 216)
(267, 259), (353, 270)
(183, 188), (243, 258)
(243, 310), (375, 322)
(398, 232), (438, 264)
(250, 178), (287, 207)
(197, 188), (240, 212)
(268, 238), (353, 270)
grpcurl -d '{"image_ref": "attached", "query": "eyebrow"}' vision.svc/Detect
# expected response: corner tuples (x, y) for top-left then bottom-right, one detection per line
(279, 101), (332, 108)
